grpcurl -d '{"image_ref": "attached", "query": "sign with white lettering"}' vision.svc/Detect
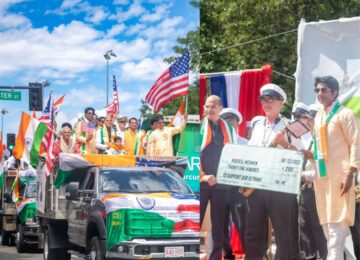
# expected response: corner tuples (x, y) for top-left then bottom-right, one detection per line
(217, 144), (303, 194)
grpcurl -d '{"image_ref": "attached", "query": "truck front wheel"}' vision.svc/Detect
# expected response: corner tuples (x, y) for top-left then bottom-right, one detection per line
(44, 228), (70, 260)
(88, 236), (105, 260)
(16, 224), (27, 253)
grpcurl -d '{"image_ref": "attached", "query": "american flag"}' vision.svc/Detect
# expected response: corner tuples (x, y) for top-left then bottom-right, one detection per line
(38, 92), (53, 123)
(105, 75), (119, 117)
(39, 93), (65, 176)
(145, 51), (190, 112)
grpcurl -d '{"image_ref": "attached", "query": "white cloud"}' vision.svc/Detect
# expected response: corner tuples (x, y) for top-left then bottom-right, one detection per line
(106, 23), (126, 38)
(125, 23), (146, 36)
(113, 0), (129, 5)
(59, 0), (82, 9)
(119, 57), (168, 82)
(63, 86), (106, 107)
(109, 0), (145, 22)
(142, 16), (183, 39)
(0, 21), (151, 81)
(49, 0), (109, 25)
(140, 4), (170, 23)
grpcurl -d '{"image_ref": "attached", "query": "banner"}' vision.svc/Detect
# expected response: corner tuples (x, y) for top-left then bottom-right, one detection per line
(217, 144), (303, 194)
(295, 17), (360, 106)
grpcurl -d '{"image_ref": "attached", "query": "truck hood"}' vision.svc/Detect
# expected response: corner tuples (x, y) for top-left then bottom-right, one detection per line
(101, 192), (200, 250)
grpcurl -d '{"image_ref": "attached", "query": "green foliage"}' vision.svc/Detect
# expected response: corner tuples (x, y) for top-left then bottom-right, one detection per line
(200, 0), (360, 116)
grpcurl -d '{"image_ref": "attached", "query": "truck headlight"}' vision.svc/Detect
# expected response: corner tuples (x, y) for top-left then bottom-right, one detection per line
(110, 245), (129, 253)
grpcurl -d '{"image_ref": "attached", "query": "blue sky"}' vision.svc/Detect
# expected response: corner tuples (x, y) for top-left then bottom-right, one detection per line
(0, 0), (198, 139)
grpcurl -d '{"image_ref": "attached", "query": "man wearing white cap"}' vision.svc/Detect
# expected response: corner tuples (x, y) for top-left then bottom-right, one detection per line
(245, 83), (300, 260)
(293, 103), (327, 260)
(220, 108), (248, 259)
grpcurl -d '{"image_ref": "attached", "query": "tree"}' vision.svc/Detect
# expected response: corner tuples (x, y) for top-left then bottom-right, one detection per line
(200, 0), (360, 115)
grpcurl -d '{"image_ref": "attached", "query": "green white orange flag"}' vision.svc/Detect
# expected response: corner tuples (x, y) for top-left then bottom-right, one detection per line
(168, 100), (185, 127)
(16, 198), (37, 224)
(13, 112), (49, 169)
(101, 192), (199, 250)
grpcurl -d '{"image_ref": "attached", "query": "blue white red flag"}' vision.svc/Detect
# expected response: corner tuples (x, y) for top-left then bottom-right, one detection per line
(145, 51), (190, 112)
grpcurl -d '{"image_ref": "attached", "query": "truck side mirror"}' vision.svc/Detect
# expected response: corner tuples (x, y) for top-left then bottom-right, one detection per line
(65, 182), (79, 201)
(4, 192), (12, 203)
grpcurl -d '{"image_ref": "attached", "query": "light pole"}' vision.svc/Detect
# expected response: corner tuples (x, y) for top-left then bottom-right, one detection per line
(104, 50), (117, 105)
(1, 108), (9, 142)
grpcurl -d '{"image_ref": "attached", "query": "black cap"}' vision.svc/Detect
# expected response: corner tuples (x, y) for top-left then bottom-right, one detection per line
(314, 76), (339, 92)
(260, 89), (283, 100)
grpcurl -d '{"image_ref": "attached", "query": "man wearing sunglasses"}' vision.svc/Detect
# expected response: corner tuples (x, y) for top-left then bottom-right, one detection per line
(245, 83), (300, 260)
(74, 107), (97, 154)
(309, 76), (360, 260)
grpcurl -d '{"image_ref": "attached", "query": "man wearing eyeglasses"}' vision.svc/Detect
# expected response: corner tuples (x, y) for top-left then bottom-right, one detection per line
(245, 84), (300, 260)
(75, 107), (97, 154)
(147, 114), (187, 156)
(307, 76), (360, 260)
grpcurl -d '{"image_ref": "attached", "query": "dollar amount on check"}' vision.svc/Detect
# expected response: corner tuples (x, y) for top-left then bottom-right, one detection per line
(217, 144), (304, 194)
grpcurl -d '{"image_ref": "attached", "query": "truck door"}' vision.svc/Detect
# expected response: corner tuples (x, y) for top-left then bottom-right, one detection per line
(77, 169), (96, 246)
(67, 169), (95, 246)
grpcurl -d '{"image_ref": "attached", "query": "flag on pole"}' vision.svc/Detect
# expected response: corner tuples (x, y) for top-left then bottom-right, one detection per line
(145, 51), (190, 112)
(40, 94), (65, 176)
(105, 75), (119, 117)
(38, 92), (53, 124)
(168, 100), (185, 127)
(13, 112), (49, 168)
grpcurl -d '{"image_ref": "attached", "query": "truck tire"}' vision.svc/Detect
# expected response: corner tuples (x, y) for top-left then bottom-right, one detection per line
(16, 224), (27, 253)
(1, 229), (9, 246)
(43, 229), (70, 260)
(88, 236), (105, 260)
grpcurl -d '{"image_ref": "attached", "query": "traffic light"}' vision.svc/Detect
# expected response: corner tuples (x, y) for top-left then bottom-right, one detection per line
(29, 83), (43, 111)
(7, 133), (16, 153)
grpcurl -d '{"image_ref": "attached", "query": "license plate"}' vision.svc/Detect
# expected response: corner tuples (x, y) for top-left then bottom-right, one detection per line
(164, 246), (185, 258)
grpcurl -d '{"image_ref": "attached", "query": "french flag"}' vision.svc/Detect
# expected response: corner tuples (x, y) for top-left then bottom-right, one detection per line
(200, 64), (272, 137)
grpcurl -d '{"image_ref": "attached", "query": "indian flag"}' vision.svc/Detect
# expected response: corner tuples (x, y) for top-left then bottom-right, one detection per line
(168, 100), (185, 127)
(11, 175), (20, 203)
(54, 153), (136, 188)
(101, 192), (200, 250)
(16, 198), (37, 224)
(13, 112), (49, 169)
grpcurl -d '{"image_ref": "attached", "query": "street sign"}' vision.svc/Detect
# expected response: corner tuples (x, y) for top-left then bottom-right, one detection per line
(0, 90), (21, 101)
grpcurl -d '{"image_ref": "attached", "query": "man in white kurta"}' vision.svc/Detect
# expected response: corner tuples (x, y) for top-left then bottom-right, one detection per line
(147, 114), (187, 157)
(312, 76), (360, 260)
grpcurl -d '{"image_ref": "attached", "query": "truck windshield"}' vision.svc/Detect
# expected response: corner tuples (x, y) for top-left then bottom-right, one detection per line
(100, 169), (193, 194)
(25, 182), (37, 198)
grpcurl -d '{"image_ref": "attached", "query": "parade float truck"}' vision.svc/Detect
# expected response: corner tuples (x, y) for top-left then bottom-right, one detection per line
(0, 166), (17, 245)
(37, 153), (200, 260)
(13, 169), (40, 253)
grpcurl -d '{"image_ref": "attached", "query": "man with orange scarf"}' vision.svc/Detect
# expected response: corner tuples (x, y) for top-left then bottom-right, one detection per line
(310, 76), (360, 259)
(200, 95), (237, 260)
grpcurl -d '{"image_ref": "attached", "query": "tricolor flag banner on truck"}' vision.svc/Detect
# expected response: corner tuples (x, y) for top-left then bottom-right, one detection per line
(16, 198), (37, 224)
(101, 192), (200, 250)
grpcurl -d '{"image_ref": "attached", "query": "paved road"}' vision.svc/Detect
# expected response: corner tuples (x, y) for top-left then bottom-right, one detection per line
(0, 244), (42, 260)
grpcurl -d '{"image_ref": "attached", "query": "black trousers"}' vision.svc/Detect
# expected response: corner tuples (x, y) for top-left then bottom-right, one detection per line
(298, 185), (327, 259)
(350, 203), (360, 260)
(200, 183), (230, 260)
(245, 190), (300, 260)
(223, 187), (247, 257)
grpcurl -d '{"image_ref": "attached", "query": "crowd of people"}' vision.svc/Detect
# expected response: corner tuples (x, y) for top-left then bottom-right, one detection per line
(53, 107), (187, 158)
(200, 76), (360, 260)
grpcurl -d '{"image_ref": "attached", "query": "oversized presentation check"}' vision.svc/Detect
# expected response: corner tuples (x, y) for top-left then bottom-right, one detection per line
(217, 144), (304, 194)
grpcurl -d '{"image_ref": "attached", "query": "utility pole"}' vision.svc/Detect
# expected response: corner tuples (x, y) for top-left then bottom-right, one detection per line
(1, 108), (9, 141)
